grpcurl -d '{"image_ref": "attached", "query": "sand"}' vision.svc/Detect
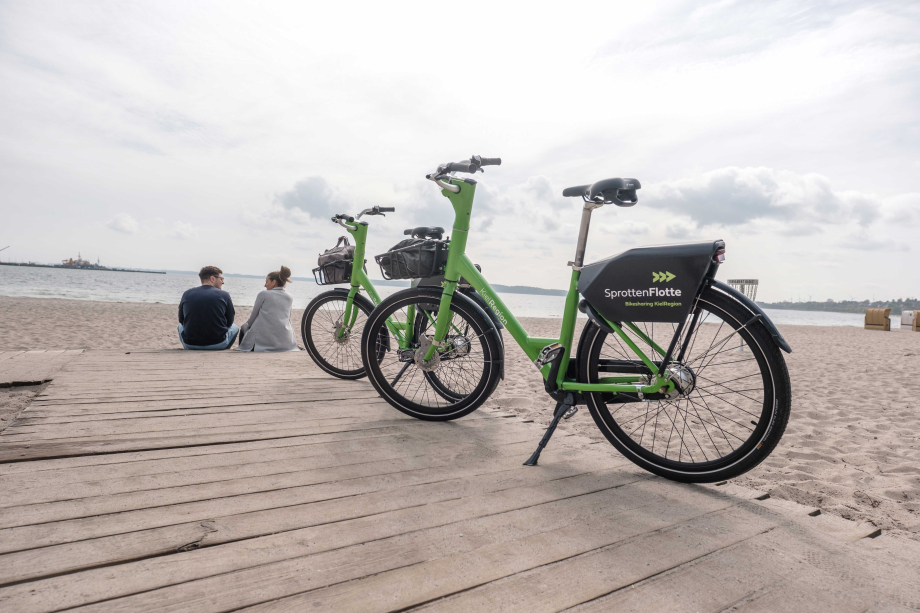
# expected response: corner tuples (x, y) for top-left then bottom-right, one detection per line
(2, 294), (919, 541)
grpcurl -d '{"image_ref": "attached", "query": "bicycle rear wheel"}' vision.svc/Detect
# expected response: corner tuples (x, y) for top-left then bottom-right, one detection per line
(361, 289), (501, 420)
(578, 285), (791, 483)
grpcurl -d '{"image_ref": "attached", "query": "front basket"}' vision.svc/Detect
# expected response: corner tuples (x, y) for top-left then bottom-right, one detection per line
(313, 260), (353, 285)
(375, 240), (447, 280)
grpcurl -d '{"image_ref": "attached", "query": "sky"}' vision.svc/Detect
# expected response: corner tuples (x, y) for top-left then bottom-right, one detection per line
(1, 0), (918, 302)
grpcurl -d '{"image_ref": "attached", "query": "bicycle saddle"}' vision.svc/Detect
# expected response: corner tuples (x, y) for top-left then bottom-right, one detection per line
(562, 178), (641, 206)
(404, 226), (445, 240)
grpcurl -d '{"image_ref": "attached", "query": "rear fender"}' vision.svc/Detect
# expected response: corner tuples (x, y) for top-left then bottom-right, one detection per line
(708, 280), (791, 353)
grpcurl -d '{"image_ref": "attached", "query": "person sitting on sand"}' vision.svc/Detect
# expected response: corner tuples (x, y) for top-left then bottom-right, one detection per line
(177, 266), (239, 351)
(235, 266), (300, 352)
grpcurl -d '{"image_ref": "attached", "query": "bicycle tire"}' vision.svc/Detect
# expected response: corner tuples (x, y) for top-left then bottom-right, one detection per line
(361, 288), (502, 421)
(578, 285), (791, 483)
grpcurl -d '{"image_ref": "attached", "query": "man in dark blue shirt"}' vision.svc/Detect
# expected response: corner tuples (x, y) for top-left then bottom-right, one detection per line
(177, 266), (239, 350)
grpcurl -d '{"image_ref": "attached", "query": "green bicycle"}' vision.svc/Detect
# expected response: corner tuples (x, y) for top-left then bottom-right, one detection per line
(303, 206), (504, 381)
(302, 206), (395, 378)
(359, 156), (792, 483)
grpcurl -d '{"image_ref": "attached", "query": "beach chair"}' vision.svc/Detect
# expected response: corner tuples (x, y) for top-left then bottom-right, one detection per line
(864, 307), (891, 331)
(913, 312), (920, 332)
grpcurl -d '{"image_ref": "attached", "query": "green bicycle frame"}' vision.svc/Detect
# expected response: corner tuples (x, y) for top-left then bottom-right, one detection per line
(424, 177), (675, 397)
(338, 220), (415, 347)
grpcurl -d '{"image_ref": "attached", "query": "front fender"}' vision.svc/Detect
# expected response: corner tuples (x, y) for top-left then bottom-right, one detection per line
(413, 287), (505, 379)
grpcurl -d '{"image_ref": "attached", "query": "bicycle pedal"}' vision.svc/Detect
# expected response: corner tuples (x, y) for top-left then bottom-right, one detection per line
(533, 343), (564, 370)
(562, 406), (578, 420)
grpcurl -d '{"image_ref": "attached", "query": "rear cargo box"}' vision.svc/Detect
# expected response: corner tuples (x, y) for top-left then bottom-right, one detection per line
(578, 241), (723, 323)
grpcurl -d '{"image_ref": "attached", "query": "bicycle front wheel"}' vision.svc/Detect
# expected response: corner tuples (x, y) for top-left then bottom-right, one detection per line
(578, 285), (791, 483)
(361, 289), (502, 421)
(302, 291), (376, 379)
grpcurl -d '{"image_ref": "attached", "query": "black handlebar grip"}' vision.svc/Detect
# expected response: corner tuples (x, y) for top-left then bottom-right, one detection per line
(479, 157), (501, 166)
(446, 162), (476, 173)
(379, 207), (395, 212)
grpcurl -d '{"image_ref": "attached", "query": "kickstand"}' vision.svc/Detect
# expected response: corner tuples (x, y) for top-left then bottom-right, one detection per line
(524, 393), (574, 467)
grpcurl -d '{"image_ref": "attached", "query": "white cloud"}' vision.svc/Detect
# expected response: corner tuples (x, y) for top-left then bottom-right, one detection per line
(106, 213), (139, 234)
(171, 221), (198, 240)
(0, 1), (918, 300)
(644, 167), (882, 229)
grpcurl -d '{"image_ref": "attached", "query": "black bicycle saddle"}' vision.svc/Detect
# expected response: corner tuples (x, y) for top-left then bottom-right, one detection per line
(562, 178), (641, 206)
(404, 226), (445, 240)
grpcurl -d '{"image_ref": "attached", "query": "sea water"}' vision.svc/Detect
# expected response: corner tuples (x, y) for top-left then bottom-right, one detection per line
(0, 265), (903, 328)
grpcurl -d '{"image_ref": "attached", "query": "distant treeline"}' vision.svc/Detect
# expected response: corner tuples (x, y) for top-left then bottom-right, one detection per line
(758, 298), (920, 315)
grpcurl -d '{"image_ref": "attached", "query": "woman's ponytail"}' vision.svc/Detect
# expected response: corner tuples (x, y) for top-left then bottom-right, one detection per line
(267, 265), (293, 287)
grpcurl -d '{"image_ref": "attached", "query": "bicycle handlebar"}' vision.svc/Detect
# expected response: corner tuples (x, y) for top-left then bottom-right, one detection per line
(378, 207), (395, 213)
(444, 161), (477, 173)
(435, 154), (501, 176)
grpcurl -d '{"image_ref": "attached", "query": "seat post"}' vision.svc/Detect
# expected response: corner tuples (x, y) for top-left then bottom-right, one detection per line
(572, 203), (598, 268)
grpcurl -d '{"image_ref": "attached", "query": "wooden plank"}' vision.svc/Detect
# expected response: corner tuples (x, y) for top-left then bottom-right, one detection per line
(0, 468), (643, 593)
(418, 507), (778, 613)
(242, 506), (774, 613)
(0, 430), (535, 507)
(0, 410), (534, 463)
(0, 409), (518, 474)
(0, 350), (83, 387)
(0, 408), (505, 448)
(0, 423), (391, 462)
(0, 428), (400, 476)
(0, 443), (510, 530)
(27, 388), (377, 410)
(64, 484), (747, 613)
(3, 404), (407, 438)
(0, 441), (603, 548)
(560, 531), (792, 613)
(17, 388), (388, 420)
(0, 433), (408, 494)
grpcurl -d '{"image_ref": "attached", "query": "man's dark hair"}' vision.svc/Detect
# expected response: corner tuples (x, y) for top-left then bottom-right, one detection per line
(199, 265), (223, 281)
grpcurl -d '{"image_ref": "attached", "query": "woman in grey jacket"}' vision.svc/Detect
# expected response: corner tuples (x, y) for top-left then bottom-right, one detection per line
(236, 266), (300, 352)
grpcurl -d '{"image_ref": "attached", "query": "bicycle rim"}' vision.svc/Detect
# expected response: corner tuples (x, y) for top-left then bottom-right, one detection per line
(362, 291), (499, 419)
(584, 292), (777, 476)
(303, 294), (371, 378)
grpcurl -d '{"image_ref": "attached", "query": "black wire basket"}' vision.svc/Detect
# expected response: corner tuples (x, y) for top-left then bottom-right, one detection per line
(312, 260), (353, 285)
(375, 240), (448, 280)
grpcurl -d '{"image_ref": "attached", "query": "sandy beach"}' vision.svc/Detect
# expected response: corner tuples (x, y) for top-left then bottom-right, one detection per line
(2, 294), (919, 542)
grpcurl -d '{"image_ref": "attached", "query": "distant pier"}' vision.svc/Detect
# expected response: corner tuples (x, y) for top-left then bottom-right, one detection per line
(0, 262), (165, 274)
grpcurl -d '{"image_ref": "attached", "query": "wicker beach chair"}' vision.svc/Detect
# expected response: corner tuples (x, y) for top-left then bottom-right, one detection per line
(913, 312), (920, 332)
(864, 307), (891, 331)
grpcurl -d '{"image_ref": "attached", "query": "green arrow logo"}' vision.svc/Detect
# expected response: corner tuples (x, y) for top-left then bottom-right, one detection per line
(652, 271), (676, 283)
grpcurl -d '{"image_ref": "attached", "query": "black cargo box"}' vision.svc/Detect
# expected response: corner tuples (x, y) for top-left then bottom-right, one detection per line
(578, 241), (723, 324)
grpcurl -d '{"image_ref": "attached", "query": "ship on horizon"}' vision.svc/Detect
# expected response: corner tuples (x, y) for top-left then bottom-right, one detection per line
(0, 251), (165, 275)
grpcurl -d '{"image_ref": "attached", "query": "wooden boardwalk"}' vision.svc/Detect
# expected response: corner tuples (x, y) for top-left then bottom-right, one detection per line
(0, 350), (917, 612)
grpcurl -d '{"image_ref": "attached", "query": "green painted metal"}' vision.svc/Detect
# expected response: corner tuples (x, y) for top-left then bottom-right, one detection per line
(561, 379), (673, 394)
(598, 376), (645, 383)
(418, 172), (671, 395)
(335, 219), (406, 345)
